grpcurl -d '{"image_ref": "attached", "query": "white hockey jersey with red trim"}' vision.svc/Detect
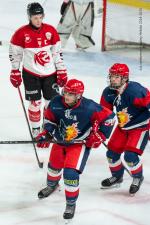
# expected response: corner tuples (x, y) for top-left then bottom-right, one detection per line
(9, 23), (66, 77)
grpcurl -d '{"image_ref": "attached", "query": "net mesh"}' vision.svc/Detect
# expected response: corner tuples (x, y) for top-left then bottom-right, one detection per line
(102, 0), (150, 50)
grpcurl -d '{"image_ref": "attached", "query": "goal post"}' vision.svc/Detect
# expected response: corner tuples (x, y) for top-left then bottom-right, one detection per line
(101, 0), (150, 51)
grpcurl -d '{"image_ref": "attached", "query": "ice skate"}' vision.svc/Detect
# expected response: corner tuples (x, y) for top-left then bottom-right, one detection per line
(101, 176), (123, 189)
(38, 184), (59, 199)
(129, 176), (144, 196)
(63, 203), (76, 223)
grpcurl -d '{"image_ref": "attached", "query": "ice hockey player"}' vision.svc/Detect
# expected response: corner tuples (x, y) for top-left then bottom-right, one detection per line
(36, 79), (115, 220)
(100, 63), (150, 195)
(9, 2), (68, 138)
(57, 0), (95, 50)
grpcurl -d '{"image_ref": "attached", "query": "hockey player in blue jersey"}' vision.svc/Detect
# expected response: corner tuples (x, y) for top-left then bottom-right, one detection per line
(36, 79), (115, 220)
(100, 63), (150, 195)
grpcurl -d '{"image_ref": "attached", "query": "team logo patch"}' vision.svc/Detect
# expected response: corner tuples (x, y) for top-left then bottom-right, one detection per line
(65, 123), (79, 141)
(45, 32), (52, 40)
(52, 83), (60, 94)
(25, 34), (31, 43)
(59, 120), (80, 141)
(37, 38), (42, 47)
(117, 108), (132, 127)
(34, 51), (50, 66)
(65, 109), (77, 121)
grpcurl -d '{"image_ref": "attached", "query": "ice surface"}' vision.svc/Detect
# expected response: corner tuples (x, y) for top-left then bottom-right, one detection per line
(0, 1), (150, 224)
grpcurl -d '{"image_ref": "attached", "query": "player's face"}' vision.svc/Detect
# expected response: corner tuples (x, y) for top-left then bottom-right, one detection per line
(63, 92), (77, 106)
(109, 74), (122, 89)
(30, 14), (44, 28)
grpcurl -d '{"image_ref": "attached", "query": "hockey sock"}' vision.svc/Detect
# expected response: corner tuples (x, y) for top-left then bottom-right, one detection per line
(124, 151), (143, 178)
(63, 168), (79, 205)
(107, 149), (124, 178)
(47, 163), (62, 187)
(28, 100), (41, 128)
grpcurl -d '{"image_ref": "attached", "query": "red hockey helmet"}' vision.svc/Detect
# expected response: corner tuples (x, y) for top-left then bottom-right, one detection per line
(109, 63), (129, 78)
(64, 79), (84, 96)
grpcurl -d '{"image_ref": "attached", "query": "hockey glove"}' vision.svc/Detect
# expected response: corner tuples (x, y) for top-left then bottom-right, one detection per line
(10, 69), (22, 88)
(56, 70), (68, 87)
(60, 2), (69, 15)
(36, 130), (52, 148)
(86, 131), (106, 148)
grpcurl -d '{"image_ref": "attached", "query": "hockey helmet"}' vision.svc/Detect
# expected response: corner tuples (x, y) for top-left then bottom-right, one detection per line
(63, 79), (84, 98)
(108, 63), (129, 89)
(27, 2), (44, 17)
(109, 63), (129, 78)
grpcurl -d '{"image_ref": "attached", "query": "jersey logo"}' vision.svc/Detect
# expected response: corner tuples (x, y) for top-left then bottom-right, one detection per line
(117, 108), (132, 127)
(65, 123), (79, 141)
(59, 120), (80, 141)
(52, 83), (60, 94)
(25, 34), (31, 43)
(34, 51), (50, 66)
(45, 32), (52, 40)
(65, 109), (77, 121)
(37, 38), (42, 47)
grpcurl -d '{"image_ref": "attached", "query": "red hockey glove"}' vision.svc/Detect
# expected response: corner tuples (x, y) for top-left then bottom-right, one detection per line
(10, 69), (22, 88)
(56, 70), (68, 87)
(36, 130), (52, 148)
(86, 131), (106, 148)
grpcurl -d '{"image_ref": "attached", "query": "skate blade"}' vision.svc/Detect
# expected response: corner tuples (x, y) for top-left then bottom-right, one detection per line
(57, 185), (61, 192)
(129, 193), (135, 197)
(64, 219), (73, 224)
(101, 183), (121, 189)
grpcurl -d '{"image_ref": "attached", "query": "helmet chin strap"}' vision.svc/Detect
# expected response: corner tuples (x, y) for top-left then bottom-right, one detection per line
(76, 94), (81, 100)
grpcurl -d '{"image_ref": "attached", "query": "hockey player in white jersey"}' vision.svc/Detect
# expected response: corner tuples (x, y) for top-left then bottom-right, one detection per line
(57, 0), (95, 49)
(9, 2), (68, 138)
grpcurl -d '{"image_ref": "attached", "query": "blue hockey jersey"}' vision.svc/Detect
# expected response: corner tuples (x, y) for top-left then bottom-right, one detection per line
(100, 81), (150, 130)
(44, 95), (115, 144)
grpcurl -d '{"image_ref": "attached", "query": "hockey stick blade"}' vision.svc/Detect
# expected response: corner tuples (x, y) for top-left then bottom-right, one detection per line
(39, 162), (44, 168)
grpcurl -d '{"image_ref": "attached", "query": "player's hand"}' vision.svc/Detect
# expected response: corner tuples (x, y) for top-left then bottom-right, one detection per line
(10, 69), (22, 88)
(60, 2), (68, 15)
(86, 131), (106, 148)
(36, 130), (52, 148)
(56, 70), (68, 87)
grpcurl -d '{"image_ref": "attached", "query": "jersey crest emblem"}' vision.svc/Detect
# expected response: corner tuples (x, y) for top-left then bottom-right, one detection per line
(59, 120), (80, 141)
(65, 123), (79, 141)
(34, 51), (50, 66)
(45, 32), (52, 40)
(117, 108), (132, 127)
(65, 109), (77, 121)
(25, 34), (31, 43)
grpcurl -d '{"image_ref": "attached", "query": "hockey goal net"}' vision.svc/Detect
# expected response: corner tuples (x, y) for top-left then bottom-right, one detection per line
(101, 0), (150, 51)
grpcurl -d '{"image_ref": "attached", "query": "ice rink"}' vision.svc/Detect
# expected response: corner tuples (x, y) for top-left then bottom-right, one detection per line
(0, 0), (150, 224)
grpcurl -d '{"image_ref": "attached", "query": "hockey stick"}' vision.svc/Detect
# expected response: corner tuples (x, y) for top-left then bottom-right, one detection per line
(0, 140), (85, 145)
(17, 87), (43, 168)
